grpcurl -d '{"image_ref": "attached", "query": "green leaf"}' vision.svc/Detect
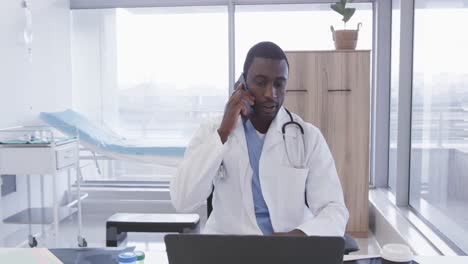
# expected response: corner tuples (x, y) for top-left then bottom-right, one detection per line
(331, 4), (344, 15)
(342, 8), (355, 23)
(340, 0), (347, 6)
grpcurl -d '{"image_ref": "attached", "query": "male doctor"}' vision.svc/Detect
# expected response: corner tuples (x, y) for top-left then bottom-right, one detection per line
(171, 41), (348, 236)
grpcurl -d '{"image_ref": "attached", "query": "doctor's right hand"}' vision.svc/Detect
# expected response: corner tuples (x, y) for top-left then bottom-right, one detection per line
(217, 83), (255, 144)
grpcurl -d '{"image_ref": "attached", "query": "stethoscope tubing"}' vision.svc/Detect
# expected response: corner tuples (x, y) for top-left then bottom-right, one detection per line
(283, 108), (306, 169)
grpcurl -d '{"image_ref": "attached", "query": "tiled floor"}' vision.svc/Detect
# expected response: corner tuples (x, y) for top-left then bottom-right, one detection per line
(35, 212), (381, 255)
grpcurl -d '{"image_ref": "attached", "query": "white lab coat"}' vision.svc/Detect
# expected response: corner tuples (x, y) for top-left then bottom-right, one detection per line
(170, 107), (349, 236)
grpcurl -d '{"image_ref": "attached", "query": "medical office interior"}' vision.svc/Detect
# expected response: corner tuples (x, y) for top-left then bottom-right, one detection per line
(1, 0), (468, 262)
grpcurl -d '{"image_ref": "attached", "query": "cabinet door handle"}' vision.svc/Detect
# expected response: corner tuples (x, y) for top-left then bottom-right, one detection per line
(323, 69), (352, 92)
(328, 89), (351, 92)
(286, 89), (308, 92)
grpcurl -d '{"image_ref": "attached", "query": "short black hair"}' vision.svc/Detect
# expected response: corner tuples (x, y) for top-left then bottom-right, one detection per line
(243, 41), (289, 76)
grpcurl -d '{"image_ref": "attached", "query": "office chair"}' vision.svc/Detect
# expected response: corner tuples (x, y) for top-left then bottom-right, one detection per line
(207, 192), (360, 255)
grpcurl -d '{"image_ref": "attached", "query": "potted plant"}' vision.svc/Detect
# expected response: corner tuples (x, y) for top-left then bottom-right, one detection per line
(330, 0), (362, 50)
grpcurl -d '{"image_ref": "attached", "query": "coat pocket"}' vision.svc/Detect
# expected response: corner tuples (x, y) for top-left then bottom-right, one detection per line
(275, 166), (309, 206)
(264, 166), (309, 231)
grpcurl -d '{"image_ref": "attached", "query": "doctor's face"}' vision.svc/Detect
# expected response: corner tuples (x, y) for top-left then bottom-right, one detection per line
(245, 57), (289, 122)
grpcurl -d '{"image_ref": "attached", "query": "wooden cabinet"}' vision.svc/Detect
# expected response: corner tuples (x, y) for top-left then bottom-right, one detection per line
(284, 50), (370, 237)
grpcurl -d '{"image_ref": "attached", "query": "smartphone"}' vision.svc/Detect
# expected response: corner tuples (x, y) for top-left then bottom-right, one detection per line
(234, 73), (253, 117)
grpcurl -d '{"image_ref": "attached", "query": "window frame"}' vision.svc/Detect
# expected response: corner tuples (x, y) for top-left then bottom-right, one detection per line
(378, 0), (468, 254)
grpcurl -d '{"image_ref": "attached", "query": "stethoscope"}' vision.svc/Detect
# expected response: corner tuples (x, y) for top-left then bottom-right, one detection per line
(282, 108), (306, 169)
(218, 108), (307, 179)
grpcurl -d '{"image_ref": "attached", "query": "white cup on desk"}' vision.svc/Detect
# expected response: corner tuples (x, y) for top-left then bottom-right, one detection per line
(381, 244), (414, 264)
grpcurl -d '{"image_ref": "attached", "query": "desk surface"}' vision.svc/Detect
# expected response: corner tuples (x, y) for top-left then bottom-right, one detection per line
(1, 249), (467, 264)
(143, 251), (467, 264)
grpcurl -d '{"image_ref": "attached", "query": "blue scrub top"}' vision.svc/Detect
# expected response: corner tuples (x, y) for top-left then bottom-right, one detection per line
(243, 119), (274, 235)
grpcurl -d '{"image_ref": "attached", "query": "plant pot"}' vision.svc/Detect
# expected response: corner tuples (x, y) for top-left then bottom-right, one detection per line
(331, 23), (362, 50)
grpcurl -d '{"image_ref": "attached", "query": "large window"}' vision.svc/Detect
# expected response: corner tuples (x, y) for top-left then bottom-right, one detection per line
(115, 7), (228, 141)
(410, 0), (468, 253)
(72, 3), (373, 182)
(73, 6), (228, 143)
(388, 0), (401, 193)
(72, 7), (228, 181)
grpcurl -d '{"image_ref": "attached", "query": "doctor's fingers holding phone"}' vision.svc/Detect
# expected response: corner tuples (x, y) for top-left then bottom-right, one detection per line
(217, 83), (255, 144)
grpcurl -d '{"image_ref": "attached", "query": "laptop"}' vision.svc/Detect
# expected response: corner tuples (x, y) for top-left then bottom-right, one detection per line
(164, 234), (345, 264)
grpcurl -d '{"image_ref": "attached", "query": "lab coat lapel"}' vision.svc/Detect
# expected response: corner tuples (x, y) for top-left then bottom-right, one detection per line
(230, 109), (299, 233)
(262, 107), (290, 152)
(258, 107), (301, 232)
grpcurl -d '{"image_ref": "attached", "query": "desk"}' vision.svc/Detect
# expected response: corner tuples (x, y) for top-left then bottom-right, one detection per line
(1, 248), (467, 264)
(143, 252), (468, 264)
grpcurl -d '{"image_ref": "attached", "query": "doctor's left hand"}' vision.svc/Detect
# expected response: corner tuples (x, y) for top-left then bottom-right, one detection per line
(272, 229), (307, 237)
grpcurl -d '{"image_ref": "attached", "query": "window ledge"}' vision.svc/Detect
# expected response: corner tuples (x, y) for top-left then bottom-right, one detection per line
(369, 188), (460, 256)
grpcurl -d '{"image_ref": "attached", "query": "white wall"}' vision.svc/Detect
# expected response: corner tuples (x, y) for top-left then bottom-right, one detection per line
(0, 0), (73, 246)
